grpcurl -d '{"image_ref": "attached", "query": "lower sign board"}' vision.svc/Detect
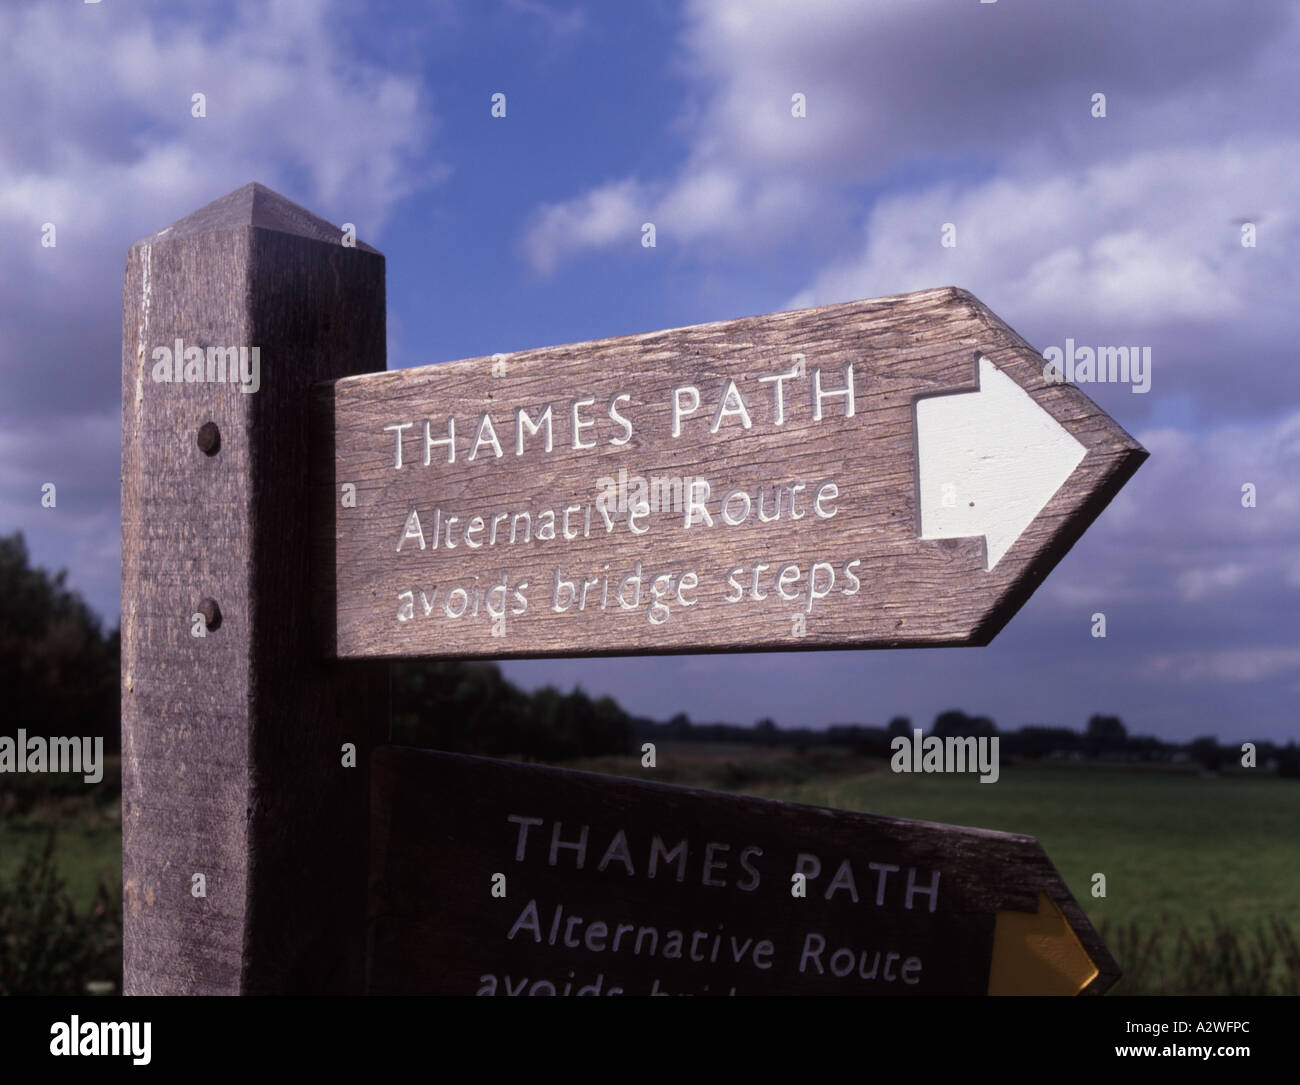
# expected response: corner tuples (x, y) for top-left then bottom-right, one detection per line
(366, 747), (1119, 995)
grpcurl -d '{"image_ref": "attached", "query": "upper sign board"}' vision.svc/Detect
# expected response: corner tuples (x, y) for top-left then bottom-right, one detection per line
(315, 287), (1146, 659)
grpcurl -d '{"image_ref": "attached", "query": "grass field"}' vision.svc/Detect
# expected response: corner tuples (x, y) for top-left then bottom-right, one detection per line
(0, 760), (121, 908)
(763, 762), (1300, 937)
(573, 747), (1300, 935)
(572, 744), (1300, 993)
(0, 815), (120, 905)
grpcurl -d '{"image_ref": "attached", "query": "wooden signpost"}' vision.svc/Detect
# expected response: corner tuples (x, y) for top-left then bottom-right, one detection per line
(122, 184), (1144, 996)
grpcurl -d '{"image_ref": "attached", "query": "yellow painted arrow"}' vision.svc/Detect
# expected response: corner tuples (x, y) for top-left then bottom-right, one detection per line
(988, 892), (1099, 995)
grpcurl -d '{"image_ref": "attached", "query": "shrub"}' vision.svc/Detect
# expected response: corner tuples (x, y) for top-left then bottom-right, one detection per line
(1102, 915), (1300, 995)
(0, 829), (122, 995)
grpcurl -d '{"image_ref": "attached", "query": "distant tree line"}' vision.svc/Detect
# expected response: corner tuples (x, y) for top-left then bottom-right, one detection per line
(390, 660), (630, 761)
(634, 709), (1300, 777)
(1, 529), (1295, 773)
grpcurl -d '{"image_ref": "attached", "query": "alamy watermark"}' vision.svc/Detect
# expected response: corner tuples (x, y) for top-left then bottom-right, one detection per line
(50, 1016), (151, 1065)
(595, 468), (708, 515)
(0, 730), (103, 783)
(150, 338), (260, 393)
(1043, 339), (1151, 394)
(890, 729), (999, 784)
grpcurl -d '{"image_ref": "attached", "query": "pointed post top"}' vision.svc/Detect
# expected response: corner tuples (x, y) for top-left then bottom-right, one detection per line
(136, 181), (379, 253)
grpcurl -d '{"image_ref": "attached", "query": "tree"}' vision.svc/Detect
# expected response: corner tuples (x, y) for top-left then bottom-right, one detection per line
(0, 532), (119, 750)
(589, 695), (632, 757)
(391, 659), (531, 756)
(391, 664), (632, 761)
(1002, 725), (1081, 759)
(665, 712), (692, 738)
(1188, 735), (1222, 774)
(886, 716), (911, 739)
(1085, 714), (1127, 756)
(931, 710), (997, 738)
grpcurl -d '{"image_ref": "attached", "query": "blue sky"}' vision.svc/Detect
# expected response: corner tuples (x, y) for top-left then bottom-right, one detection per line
(1, 0), (1297, 742)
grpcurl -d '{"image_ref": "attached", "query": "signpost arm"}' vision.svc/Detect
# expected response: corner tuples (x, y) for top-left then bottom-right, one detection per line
(120, 183), (388, 993)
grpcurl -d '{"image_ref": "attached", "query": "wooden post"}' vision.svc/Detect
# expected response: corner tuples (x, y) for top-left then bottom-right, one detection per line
(120, 183), (388, 993)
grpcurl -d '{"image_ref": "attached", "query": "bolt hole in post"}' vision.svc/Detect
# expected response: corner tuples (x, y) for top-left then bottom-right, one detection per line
(198, 597), (222, 632)
(197, 421), (221, 455)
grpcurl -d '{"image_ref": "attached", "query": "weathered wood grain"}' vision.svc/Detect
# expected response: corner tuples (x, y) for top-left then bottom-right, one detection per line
(121, 183), (388, 994)
(316, 287), (1146, 660)
(366, 746), (1119, 995)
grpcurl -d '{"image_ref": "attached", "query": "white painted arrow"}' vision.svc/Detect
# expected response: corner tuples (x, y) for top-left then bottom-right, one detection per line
(916, 357), (1085, 570)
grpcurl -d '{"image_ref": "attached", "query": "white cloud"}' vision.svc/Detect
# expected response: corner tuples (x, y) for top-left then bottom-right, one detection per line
(522, 178), (651, 275)
(656, 168), (744, 241)
(1035, 410), (1300, 620)
(785, 141), (1299, 327)
(504, 0), (585, 39)
(516, 0), (1300, 278)
(1177, 564), (1250, 602)
(520, 166), (820, 273)
(0, 0), (437, 283)
(1143, 649), (1300, 683)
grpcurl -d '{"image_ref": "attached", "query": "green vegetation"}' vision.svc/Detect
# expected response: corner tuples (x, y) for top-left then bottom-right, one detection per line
(1, 531), (1295, 994)
(0, 757), (122, 995)
(1, 757), (121, 908)
(1102, 916), (1299, 996)
(573, 745), (1300, 994)
(0, 830), (121, 996)
(757, 760), (1300, 936)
